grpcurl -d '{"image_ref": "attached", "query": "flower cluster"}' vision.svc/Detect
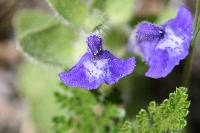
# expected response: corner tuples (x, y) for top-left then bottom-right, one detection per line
(59, 6), (192, 90)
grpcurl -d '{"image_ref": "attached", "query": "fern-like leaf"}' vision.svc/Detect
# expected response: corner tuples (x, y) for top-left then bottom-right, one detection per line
(134, 87), (190, 133)
(119, 121), (133, 133)
(119, 87), (190, 133)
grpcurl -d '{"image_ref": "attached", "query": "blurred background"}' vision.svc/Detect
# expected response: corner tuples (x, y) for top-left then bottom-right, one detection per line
(0, 0), (200, 133)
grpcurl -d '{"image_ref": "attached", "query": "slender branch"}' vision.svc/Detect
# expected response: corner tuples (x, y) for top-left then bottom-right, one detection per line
(181, 0), (200, 86)
(194, 0), (200, 30)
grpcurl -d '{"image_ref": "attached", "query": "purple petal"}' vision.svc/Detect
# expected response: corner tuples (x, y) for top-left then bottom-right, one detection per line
(135, 22), (165, 61)
(145, 6), (192, 78)
(145, 49), (182, 78)
(166, 5), (193, 41)
(59, 52), (104, 90)
(59, 51), (135, 90)
(136, 22), (165, 42)
(146, 29), (190, 78)
(103, 51), (136, 85)
(132, 6), (192, 79)
(145, 50), (169, 78)
(86, 34), (103, 56)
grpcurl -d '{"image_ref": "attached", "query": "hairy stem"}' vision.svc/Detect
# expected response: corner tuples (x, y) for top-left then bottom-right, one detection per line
(181, 0), (200, 86)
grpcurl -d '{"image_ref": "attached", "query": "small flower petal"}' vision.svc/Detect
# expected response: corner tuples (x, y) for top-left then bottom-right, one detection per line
(102, 51), (136, 85)
(166, 5), (193, 40)
(145, 49), (175, 78)
(136, 22), (165, 42)
(86, 34), (103, 56)
(133, 22), (165, 62)
(59, 52), (104, 90)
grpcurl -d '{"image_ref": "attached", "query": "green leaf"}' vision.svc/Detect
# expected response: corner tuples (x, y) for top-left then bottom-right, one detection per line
(17, 61), (61, 133)
(156, 8), (177, 24)
(46, 0), (105, 32)
(134, 109), (150, 133)
(54, 89), (124, 133)
(14, 10), (57, 38)
(46, 0), (88, 26)
(133, 87), (190, 133)
(105, 0), (135, 25)
(119, 121), (133, 133)
(14, 10), (86, 68)
(83, 9), (105, 33)
(104, 27), (127, 57)
(92, 0), (106, 10)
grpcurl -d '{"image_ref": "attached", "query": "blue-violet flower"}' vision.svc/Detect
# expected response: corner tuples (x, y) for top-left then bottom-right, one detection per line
(59, 34), (136, 90)
(128, 6), (193, 78)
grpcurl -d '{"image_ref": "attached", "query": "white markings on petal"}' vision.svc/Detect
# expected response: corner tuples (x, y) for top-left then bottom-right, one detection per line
(84, 59), (108, 81)
(157, 28), (183, 49)
(156, 27), (185, 57)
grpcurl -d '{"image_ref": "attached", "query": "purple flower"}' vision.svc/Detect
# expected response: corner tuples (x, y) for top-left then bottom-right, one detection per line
(128, 6), (193, 78)
(59, 34), (135, 90)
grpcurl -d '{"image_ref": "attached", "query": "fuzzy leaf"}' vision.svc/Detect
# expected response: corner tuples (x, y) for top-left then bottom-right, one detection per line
(92, 0), (106, 10)
(17, 61), (61, 133)
(105, 0), (134, 25)
(83, 9), (105, 33)
(133, 87), (190, 133)
(14, 10), (57, 39)
(156, 8), (177, 24)
(46, 0), (88, 26)
(14, 10), (86, 68)
(104, 27), (127, 57)
(46, 0), (104, 32)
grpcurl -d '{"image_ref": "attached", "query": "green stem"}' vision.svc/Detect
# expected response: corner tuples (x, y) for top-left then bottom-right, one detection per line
(181, 0), (200, 86)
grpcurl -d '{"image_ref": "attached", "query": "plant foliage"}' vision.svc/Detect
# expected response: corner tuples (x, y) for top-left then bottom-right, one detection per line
(119, 87), (190, 133)
(53, 88), (125, 133)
